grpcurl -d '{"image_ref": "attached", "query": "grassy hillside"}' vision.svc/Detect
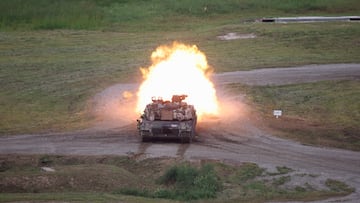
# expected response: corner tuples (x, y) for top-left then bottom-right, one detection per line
(0, 0), (359, 31)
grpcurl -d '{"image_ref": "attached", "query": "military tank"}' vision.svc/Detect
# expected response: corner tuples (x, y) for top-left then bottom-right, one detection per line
(137, 95), (197, 143)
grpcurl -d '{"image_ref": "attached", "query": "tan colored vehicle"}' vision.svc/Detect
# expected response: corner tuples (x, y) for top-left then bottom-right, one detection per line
(137, 95), (197, 143)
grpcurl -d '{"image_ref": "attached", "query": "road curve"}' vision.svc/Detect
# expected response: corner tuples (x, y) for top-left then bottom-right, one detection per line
(0, 64), (359, 202)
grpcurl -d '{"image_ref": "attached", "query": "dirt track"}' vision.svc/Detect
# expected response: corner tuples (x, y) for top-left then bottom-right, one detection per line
(1, 64), (360, 202)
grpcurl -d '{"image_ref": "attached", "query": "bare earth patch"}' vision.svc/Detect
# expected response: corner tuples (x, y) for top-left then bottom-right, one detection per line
(217, 33), (256, 40)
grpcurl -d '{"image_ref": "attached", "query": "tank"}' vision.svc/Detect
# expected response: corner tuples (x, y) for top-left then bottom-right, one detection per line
(137, 95), (197, 143)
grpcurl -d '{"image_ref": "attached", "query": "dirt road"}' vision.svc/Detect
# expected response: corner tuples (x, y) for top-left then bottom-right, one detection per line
(1, 63), (360, 202)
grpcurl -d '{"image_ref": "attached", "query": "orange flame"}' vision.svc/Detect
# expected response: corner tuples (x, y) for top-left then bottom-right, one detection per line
(136, 42), (219, 118)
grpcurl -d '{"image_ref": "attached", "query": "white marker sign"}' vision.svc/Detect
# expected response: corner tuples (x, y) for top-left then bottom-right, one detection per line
(273, 110), (282, 118)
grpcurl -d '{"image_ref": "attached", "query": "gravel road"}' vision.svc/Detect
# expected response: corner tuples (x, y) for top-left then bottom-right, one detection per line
(1, 63), (359, 202)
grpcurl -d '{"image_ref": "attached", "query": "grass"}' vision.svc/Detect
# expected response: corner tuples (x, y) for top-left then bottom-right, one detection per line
(0, 193), (179, 203)
(0, 31), (151, 134)
(1, 23), (359, 135)
(326, 179), (354, 194)
(206, 22), (360, 72)
(228, 80), (360, 150)
(231, 163), (265, 183)
(156, 164), (220, 200)
(0, 154), (354, 202)
(214, 162), (353, 202)
(118, 164), (220, 200)
(272, 176), (291, 186)
(1, 0), (359, 31)
(0, 0), (104, 30)
(268, 166), (294, 176)
(276, 166), (294, 175)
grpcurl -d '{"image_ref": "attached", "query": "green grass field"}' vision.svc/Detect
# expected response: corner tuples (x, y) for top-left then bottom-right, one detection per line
(1, 0), (359, 31)
(228, 80), (360, 150)
(0, 155), (354, 202)
(0, 0), (359, 150)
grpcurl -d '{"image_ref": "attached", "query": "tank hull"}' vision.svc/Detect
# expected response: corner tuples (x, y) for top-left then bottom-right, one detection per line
(138, 118), (196, 143)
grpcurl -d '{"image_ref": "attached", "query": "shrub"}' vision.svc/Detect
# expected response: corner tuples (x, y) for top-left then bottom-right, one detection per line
(157, 164), (220, 200)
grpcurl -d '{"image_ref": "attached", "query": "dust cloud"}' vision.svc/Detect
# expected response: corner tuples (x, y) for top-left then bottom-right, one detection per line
(196, 85), (253, 137)
(91, 81), (252, 134)
(92, 83), (138, 129)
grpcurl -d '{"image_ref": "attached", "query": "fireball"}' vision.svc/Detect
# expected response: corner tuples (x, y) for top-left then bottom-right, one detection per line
(136, 42), (219, 118)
